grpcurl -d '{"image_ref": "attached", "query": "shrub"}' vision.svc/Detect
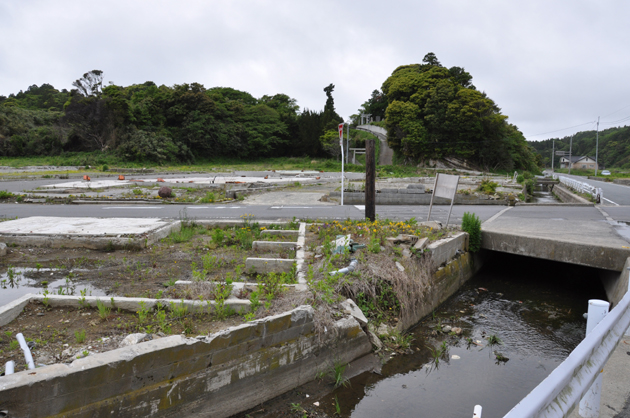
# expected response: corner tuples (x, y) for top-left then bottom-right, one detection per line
(476, 178), (498, 194)
(462, 212), (482, 252)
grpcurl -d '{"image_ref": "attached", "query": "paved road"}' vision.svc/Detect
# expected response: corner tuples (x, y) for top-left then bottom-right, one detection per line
(0, 203), (507, 225)
(555, 173), (630, 206)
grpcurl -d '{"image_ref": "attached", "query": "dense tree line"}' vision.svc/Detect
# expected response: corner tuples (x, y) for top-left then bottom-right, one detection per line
(0, 71), (342, 162)
(358, 53), (540, 171)
(530, 125), (630, 169)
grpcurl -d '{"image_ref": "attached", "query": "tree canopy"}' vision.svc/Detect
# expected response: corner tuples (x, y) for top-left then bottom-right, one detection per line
(379, 53), (538, 171)
(0, 72), (343, 162)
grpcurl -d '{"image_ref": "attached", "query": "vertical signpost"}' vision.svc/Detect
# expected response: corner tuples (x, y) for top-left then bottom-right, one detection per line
(365, 139), (376, 221)
(339, 123), (345, 206)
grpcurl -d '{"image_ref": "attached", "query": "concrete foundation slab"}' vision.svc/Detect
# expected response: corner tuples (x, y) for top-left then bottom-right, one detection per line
(0, 217), (179, 250)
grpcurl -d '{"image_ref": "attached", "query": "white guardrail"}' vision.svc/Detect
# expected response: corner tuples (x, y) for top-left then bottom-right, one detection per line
(553, 174), (603, 203)
(489, 275), (630, 418)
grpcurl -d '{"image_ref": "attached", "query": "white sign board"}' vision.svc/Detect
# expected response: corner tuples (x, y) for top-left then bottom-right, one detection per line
(434, 173), (459, 200)
(427, 173), (460, 227)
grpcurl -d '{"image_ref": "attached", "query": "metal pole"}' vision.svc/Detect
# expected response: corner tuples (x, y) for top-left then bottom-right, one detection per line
(552, 140), (555, 173)
(427, 174), (439, 222)
(578, 299), (610, 418)
(569, 135), (573, 175)
(473, 405), (482, 418)
(365, 139), (376, 221)
(595, 116), (600, 176)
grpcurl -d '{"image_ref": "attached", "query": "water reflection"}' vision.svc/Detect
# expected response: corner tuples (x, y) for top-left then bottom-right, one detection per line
(0, 267), (105, 307)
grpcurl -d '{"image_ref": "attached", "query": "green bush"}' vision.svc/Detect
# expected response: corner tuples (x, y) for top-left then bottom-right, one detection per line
(461, 212), (481, 252)
(476, 178), (498, 194)
(516, 175), (525, 184)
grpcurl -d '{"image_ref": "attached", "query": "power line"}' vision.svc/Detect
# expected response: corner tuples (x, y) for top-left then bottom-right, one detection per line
(600, 104), (630, 119)
(526, 121), (596, 138)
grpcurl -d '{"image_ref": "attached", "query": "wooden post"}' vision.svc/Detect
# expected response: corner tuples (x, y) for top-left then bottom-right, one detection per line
(365, 139), (376, 221)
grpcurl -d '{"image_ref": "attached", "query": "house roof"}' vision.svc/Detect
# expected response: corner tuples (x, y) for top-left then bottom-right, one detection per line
(562, 156), (595, 163)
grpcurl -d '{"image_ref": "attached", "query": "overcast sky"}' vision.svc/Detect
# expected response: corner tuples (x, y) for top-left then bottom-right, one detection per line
(1, 1), (629, 142)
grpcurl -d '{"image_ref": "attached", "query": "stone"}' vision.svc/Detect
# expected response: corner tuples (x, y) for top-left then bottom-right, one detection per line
(442, 325), (452, 333)
(402, 249), (412, 259)
(395, 261), (405, 272)
(119, 333), (148, 348)
(36, 354), (54, 365)
(413, 237), (429, 251)
(419, 221), (442, 230)
(340, 299), (368, 326)
(158, 186), (172, 198)
(367, 331), (383, 350)
(376, 323), (391, 336)
(451, 327), (463, 335)
(0, 243), (6, 256)
(386, 234), (418, 246)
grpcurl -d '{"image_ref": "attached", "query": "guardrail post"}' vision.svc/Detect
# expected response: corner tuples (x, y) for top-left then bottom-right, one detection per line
(578, 299), (610, 418)
(473, 405), (482, 417)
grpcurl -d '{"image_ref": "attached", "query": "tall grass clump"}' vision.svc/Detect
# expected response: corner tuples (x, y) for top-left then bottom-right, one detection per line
(461, 212), (481, 252)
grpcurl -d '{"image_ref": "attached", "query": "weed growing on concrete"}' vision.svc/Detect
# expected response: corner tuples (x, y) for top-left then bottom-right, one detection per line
(461, 212), (481, 252)
(212, 277), (234, 320)
(200, 191), (216, 203)
(9, 340), (19, 351)
(136, 301), (150, 323)
(74, 329), (86, 343)
(169, 300), (188, 319)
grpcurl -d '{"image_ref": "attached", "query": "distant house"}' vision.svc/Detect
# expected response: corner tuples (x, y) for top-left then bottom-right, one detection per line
(559, 156), (598, 170)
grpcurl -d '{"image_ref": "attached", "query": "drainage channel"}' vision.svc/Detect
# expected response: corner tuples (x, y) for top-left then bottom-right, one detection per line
(241, 253), (607, 418)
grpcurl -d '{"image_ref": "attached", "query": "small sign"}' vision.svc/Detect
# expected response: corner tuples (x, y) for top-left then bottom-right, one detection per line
(555, 151), (569, 156)
(427, 173), (460, 227)
(338, 123), (344, 145)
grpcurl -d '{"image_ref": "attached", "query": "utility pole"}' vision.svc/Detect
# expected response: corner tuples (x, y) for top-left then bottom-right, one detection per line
(569, 135), (573, 175)
(595, 116), (600, 176)
(552, 140), (555, 172)
(346, 122), (350, 165)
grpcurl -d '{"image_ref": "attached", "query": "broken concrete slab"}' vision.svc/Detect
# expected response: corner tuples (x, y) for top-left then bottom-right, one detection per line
(340, 298), (368, 326)
(0, 217), (179, 250)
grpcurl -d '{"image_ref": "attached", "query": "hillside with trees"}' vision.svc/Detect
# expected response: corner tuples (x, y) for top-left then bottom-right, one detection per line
(529, 125), (630, 170)
(356, 53), (540, 172)
(0, 71), (343, 163)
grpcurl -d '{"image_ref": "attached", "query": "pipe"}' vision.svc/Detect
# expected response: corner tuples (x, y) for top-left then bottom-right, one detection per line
(4, 361), (15, 375)
(329, 259), (358, 276)
(16, 333), (35, 370)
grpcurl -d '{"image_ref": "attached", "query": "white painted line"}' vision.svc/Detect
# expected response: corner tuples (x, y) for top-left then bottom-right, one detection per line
(185, 207), (210, 209)
(354, 205), (365, 211)
(102, 207), (163, 210)
(270, 206), (331, 209)
(602, 197), (620, 206)
(482, 206), (513, 224)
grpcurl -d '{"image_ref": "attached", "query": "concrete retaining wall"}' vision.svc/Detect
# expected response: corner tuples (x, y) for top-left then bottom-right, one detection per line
(330, 191), (506, 205)
(552, 184), (593, 205)
(0, 305), (371, 418)
(399, 251), (484, 331)
(613, 178), (630, 186)
(427, 232), (468, 267)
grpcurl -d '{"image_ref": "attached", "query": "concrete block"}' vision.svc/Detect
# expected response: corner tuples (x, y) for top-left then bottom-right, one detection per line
(400, 188), (425, 194)
(245, 257), (296, 274)
(252, 241), (299, 251)
(407, 184), (426, 190)
(414, 237), (429, 251)
(379, 188), (399, 193)
(261, 229), (299, 237)
(427, 232), (468, 266)
(0, 293), (33, 326)
(341, 299), (368, 326)
(0, 242), (6, 256)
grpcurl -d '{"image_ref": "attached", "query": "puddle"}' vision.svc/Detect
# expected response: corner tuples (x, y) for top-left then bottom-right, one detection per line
(316, 253), (605, 417)
(0, 267), (107, 307)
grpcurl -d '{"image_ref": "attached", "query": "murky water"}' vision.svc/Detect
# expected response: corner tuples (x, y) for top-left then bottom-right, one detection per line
(317, 253), (606, 418)
(0, 267), (106, 307)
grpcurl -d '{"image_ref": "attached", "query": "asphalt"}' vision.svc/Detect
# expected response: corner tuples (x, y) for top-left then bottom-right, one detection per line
(557, 173), (630, 206)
